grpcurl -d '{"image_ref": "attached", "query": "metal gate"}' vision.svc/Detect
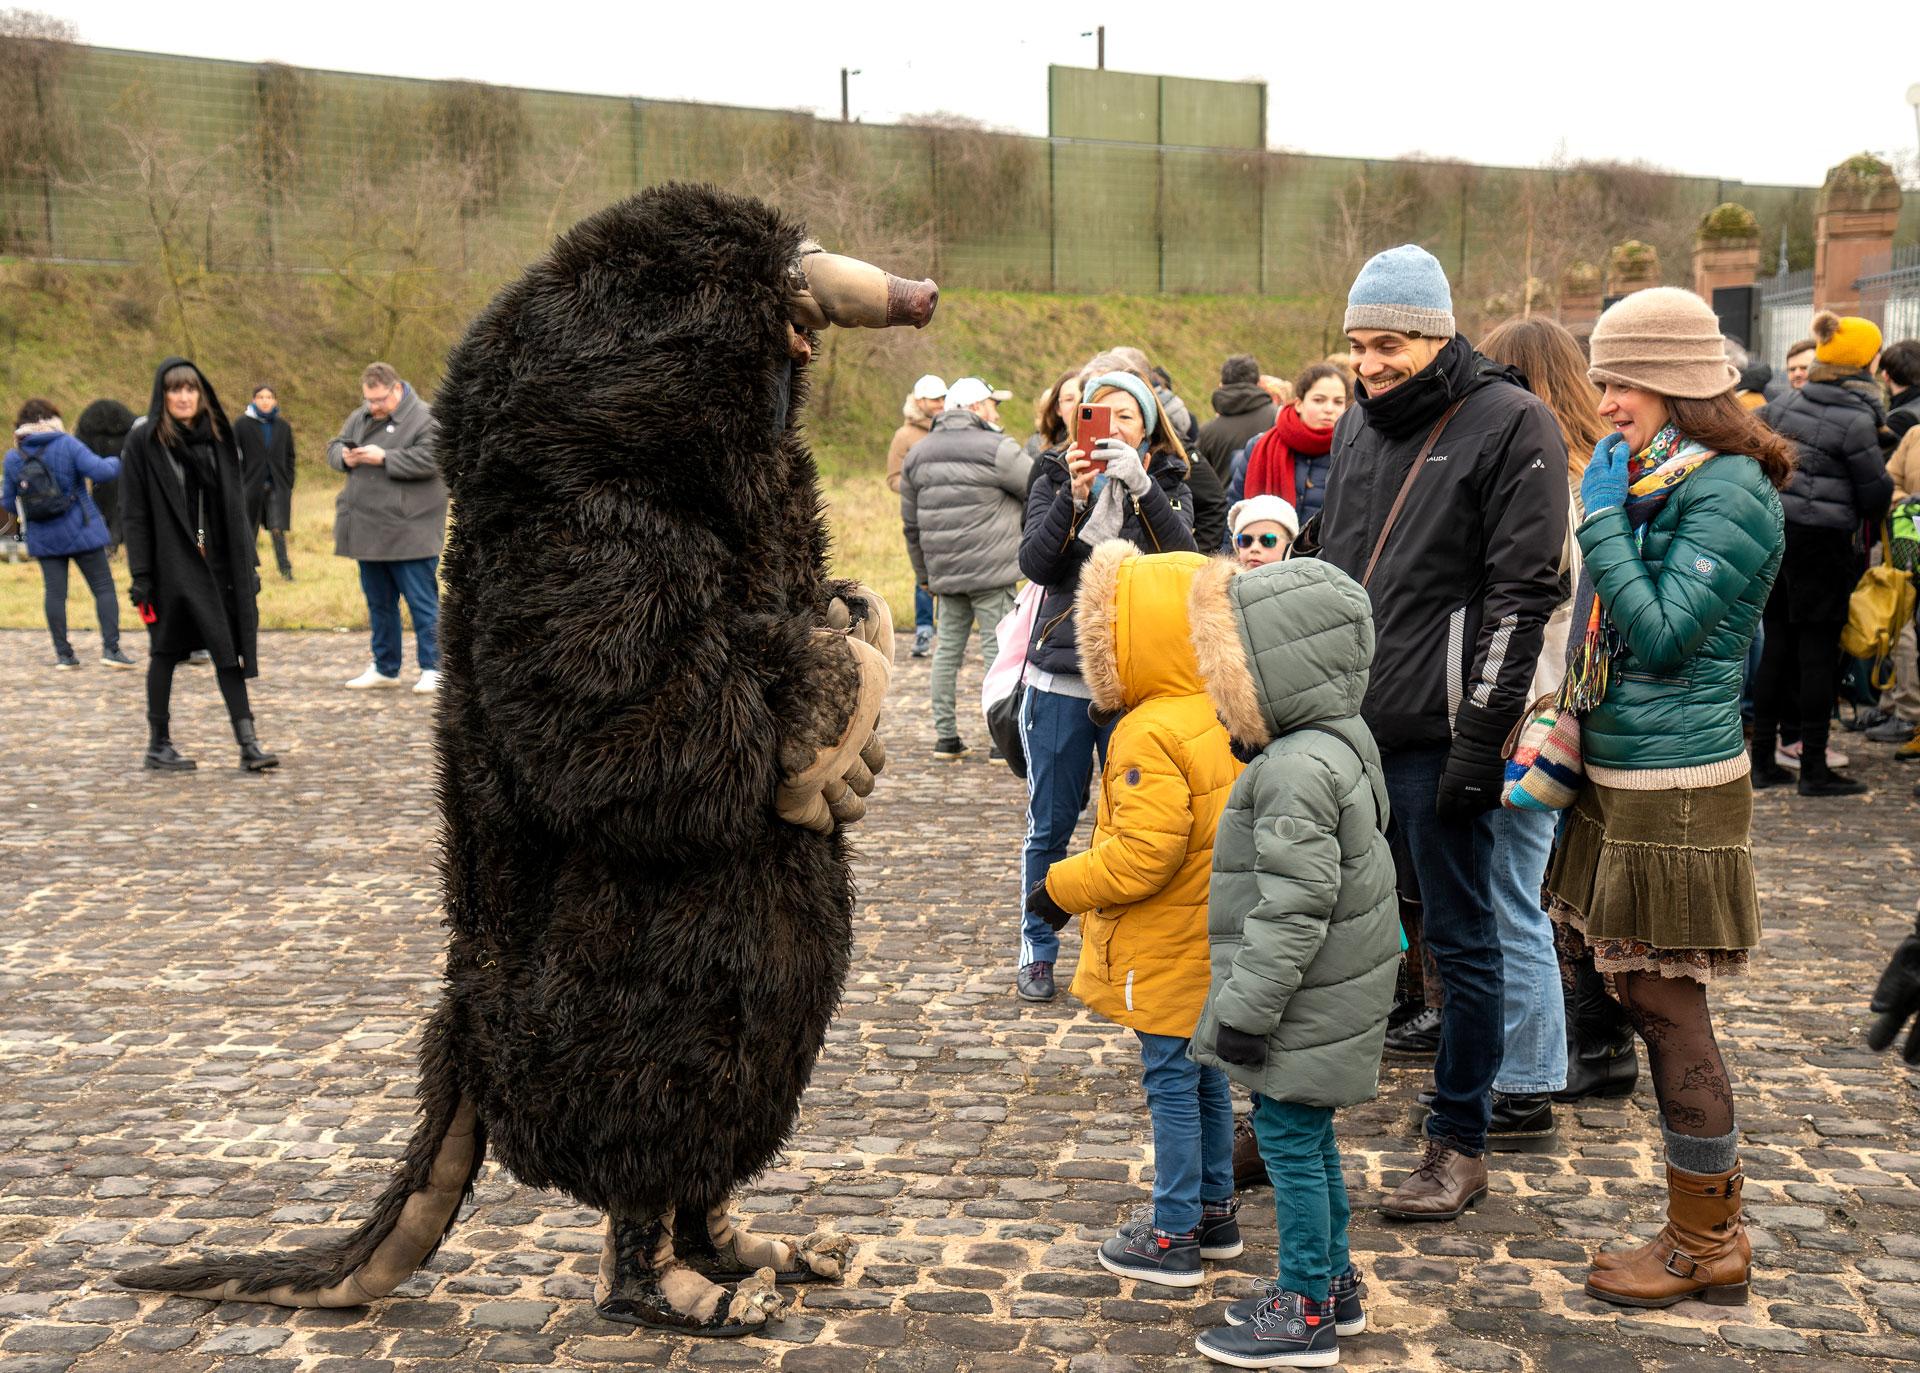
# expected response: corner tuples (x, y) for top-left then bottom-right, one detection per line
(1758, 267), (1814, 368)
(1857, 246), (1920, 346)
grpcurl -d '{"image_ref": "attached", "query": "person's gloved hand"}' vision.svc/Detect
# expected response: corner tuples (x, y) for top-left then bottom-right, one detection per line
(1437, 734), (1506, 823)
(1580, 433), (1632, 513)
(1098, 440), (1151, 497)
(1025, 880), (1074, 932)
(1867, 912), (1920, 1063)
(127, 581), (150, 609)
(1215, 1025), (1267, 1068)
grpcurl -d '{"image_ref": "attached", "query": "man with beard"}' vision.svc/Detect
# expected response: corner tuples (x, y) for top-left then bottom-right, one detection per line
(1312, 245), (1568, 1221)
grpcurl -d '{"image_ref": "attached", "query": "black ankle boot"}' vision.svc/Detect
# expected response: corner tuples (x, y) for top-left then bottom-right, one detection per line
(1554, 970), (1638, 1102)
(1488, 1092), (1559, 1152)
(143, 720), (196, 772)
(1798, 750), (1866, 798)
(233, 718), (280, 772)
(597, 1213), (778, 1338)
(1750, 736), (1792, 789)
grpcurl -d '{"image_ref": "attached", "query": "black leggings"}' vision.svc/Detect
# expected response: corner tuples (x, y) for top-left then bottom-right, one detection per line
(1752, 612), (1845, 764)
(39, 549), (119, 655)
(147, 651), (251, 727)
(1611, 971), (1735, 1139)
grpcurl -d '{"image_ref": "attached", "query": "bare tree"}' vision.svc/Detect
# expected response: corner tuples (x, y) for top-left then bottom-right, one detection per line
(0, 8), (78, 254)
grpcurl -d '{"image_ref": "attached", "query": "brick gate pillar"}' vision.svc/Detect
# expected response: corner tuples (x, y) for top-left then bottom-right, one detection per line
(1693, 203), (1760, 301)
(1813, 154), (1901, 316)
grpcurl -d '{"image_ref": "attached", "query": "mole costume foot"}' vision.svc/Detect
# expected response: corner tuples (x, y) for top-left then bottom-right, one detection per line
(113, 184), (935, 1338)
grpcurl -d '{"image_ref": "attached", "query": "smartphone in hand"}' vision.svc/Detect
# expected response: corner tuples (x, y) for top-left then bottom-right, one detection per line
(1075, 403), (1114, 471)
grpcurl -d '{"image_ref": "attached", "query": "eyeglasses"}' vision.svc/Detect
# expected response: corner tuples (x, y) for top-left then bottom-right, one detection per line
(1236, 532), (1284, 550)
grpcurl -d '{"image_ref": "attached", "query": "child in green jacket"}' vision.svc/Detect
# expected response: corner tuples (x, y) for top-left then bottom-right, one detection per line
(1186, 557), (1402, 1369)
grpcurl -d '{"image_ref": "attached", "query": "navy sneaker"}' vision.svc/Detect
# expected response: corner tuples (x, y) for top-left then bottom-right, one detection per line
(1198, 1287), (1338, 1367)
(1118, 1198), (1243, 1260)
(1098, 1223), (1203, 1289)
(1226, 1266), (1365, 1336)
(911, 625), (934, 658)
(1015, 961), (1056, 1002)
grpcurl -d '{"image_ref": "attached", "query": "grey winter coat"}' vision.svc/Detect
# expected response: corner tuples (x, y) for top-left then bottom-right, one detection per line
(326, 384), (447, 561)
(1760, 367), (1892, 531)
(900, 410), (1032, 593)
(1186, 557), (1402, 1109)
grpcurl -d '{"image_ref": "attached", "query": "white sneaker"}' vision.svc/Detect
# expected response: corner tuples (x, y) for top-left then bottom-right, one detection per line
(413, 669), (441, 694)
(345, 666), (403, 690)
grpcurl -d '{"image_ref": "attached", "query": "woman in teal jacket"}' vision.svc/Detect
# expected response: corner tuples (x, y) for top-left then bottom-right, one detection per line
(1547, 288), (1794, 1313)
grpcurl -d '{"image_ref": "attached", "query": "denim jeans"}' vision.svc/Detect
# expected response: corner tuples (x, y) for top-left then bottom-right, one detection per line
(914, 584), (934, 632)
(1136, 1031), (1234, 1234)
(1251, 1095), (1350, 1301)
(359, 556), (441, 677)
(1489, 806), (1567, 1095)
(1381, 748), (1501, 1155)
(1018, 683), (1113, 967)
(39, 548), (119, 656)
(931, 585), (1014, 741)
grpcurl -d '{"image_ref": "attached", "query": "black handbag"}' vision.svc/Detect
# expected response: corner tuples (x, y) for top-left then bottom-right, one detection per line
(986, 679), (1027, 780)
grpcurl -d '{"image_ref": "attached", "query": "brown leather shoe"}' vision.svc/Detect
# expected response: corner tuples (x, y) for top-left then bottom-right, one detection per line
(1232, 1118), (1270, 1191)
(1584, 1163), (1749, 1308)
(1380, 1138), (1487, 1221)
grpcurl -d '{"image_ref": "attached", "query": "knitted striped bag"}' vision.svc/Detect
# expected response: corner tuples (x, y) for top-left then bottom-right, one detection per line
(1502, 698), (1583, 812)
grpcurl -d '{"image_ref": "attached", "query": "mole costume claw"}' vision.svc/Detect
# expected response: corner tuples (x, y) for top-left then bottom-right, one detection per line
(113, 184), (933, 1336)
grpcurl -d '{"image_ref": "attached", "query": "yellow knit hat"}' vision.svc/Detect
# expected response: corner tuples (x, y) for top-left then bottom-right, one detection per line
(1812, 310), (1882, 370)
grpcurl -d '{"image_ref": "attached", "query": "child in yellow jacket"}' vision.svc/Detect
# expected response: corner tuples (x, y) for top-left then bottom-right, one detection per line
(1024, 541), (1245, 1289)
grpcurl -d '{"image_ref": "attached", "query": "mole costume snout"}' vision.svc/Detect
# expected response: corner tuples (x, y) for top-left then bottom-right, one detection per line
(117, 184), (937, 1337)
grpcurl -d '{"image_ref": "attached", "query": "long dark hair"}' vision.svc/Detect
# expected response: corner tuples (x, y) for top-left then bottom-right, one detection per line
(1033, 367), (1080, 446)
(1667, 391), (1796, 490)
(155, 364), (207, 449)
(1290, 362), (1351, 405)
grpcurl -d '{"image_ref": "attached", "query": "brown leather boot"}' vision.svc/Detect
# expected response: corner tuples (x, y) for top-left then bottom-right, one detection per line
(1380, 1137), (1488, 1221)
(1232, 1118), (1270, 1191)
(1584, 1163), (1749, 1307)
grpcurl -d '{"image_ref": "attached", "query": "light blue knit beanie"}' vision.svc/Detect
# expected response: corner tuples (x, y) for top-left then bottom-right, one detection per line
(1345, 244), (1456, 339)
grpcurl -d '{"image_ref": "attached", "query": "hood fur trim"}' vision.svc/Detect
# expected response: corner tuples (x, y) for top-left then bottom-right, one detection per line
(1187, 558), (1269, 748)
(1074, 540), (1133, 715)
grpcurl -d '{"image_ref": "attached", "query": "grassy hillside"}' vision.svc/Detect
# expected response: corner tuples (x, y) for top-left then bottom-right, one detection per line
(0, 261), (1328, 633)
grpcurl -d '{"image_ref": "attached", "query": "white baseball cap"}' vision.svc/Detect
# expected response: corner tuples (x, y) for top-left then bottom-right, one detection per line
(912, 374), (948, 400)
(945, 377), (1012, 410)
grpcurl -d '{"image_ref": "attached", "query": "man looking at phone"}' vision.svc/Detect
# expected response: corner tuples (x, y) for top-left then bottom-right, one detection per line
(1313, 245), (1567, 1220)
(900, 376), (1031, 760)
(329, 362), (447, 693)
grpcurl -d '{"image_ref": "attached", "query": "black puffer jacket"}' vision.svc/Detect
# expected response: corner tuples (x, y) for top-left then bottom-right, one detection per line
(1196, 384), (1277, 479)
(1020, 450), (1196, 678)
(1316, 336), (1568, 807)
(1761, 367), (1892, 531)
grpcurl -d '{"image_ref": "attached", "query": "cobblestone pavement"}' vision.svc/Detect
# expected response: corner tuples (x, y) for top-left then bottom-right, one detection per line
(3, 627), (1920, 1373)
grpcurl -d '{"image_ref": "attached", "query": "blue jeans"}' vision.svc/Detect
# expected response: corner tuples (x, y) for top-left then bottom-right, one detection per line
(1018, 683), (1114, 967)
(1251, 1096), (1349, 1302)
(1741, 623), (1763, 724)
(914, 584), (934, 632)
(1489, 807), (1567, 1095)
(1381, 748), (1501, 1155)
(359, 556), (440, 677)
(1136, 1031), (1234, 1234)
(39, 548), (119, 656)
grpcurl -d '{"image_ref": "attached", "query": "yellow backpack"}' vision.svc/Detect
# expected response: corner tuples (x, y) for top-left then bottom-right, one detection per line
(1843, 526), (1918, 689)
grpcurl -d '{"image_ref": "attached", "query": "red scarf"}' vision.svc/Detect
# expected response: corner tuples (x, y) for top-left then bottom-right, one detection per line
(1243, 404), (1334, 504)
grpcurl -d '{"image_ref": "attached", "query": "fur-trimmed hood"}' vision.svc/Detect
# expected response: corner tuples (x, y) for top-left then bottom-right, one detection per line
(1073, 541), (1211, 713)
(1186, 557), (1374, 748)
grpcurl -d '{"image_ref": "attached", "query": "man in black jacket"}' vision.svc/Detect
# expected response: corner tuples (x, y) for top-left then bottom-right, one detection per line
(1196, 354), (1277, 481)
(1314, 245), (1569, 1220)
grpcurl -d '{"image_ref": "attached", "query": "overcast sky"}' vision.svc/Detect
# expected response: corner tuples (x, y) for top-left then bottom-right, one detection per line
(47, 0), (1920, 188)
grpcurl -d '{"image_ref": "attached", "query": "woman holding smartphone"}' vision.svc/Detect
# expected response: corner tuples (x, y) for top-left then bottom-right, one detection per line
(1012, 367), (1198, 1004)
(120, 357), (279, 773)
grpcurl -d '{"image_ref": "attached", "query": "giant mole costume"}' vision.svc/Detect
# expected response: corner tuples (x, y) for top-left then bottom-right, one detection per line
(119, 184), (936, 1337)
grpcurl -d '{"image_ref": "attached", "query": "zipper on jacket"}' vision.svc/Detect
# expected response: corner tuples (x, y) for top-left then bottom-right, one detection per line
(1619, 669), (1690, 686)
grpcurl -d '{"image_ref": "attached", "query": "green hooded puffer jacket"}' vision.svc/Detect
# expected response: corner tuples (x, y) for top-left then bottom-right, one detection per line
(1578, 452), (1783, 771)
(1185, 557), (1402, 1108)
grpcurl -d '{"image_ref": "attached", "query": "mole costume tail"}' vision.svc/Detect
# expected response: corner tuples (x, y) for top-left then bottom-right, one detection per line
(117, 1010), (483, 1308)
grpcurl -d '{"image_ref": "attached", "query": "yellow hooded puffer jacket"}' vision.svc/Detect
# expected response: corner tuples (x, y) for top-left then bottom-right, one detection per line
(1046, 542), (1244, 1037)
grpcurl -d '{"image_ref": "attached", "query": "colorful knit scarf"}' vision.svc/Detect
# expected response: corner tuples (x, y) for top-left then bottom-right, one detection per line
(1558, 425), (1718, 712)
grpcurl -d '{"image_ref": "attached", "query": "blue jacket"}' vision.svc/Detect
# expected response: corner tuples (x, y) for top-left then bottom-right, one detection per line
(3, 430), (120, 558)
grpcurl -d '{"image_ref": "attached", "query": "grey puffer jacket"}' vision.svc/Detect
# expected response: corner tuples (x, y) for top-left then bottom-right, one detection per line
(900, 410), (1033, 593)
(1186, 557), (1401, 1109)
(1760, 367), (1892, 531)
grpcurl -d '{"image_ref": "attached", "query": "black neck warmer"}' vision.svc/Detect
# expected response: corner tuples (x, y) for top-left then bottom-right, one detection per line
(1356, 335), (1478, 441)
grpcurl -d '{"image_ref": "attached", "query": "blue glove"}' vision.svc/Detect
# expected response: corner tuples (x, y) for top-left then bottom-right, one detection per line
(1581, 433), (1631, 513)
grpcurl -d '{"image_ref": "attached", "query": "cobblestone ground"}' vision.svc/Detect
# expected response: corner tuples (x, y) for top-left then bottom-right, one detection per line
(3, 627), (1920, 1373)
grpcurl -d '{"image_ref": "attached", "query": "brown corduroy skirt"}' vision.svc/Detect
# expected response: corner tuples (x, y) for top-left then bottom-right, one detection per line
(1545, 775), (1758, 983)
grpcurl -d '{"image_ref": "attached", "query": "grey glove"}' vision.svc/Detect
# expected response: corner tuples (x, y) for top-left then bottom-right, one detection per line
(1099, 440), (1150, 497)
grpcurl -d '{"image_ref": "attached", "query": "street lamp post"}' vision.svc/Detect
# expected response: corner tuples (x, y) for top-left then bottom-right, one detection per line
(841, 68), (862, 123)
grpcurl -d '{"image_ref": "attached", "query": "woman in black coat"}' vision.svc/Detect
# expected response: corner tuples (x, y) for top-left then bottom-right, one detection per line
(234, 383), (296, 580)
(121, 358), (279, 773)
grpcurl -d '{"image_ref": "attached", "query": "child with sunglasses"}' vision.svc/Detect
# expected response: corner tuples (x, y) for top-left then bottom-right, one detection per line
(1229, 495), (1299, 570)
